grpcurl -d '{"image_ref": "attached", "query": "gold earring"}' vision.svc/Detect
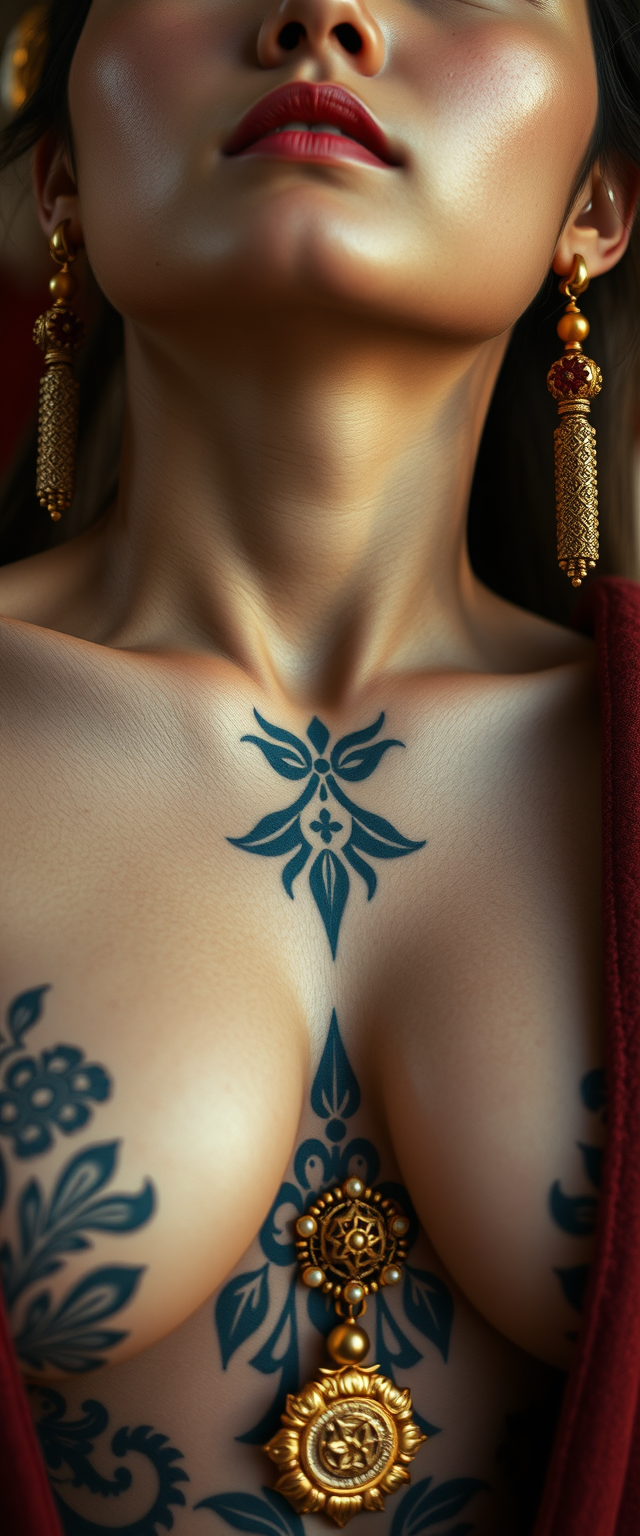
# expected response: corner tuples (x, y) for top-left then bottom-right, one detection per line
(33, 221), (85, 521)
(546, 255), (602, 587)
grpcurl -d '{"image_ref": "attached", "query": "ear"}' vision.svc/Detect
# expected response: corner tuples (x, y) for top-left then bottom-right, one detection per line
(33, 130), (84, 250)
(553, 159), (639, 281)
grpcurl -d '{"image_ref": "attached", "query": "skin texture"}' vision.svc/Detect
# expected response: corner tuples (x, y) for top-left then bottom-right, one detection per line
(0, 0), (635, 1527)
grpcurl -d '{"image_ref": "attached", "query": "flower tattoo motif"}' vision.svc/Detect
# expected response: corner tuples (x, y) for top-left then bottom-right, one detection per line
(0, 987), (111, 1166)
(0, 1048), (110, 1159)
(311, 809), (344, 845)
(228, 713), (426, 958)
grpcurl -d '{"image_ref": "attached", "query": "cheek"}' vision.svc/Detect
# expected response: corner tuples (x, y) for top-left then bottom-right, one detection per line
(68, 1), (598, 335)
(68, 1), (230, 290)
(404, 22), (597, 318)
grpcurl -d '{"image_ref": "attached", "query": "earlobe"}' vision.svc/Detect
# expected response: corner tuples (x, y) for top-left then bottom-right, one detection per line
(553, 161), (638, 281)
(33, 131), (84, 250)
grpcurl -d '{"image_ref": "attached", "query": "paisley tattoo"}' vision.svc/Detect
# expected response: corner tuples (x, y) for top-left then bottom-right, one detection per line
(548, 1068), (605, 1325)
(31, 1386), (188, 1535)
(228, 713), (426, 957)
(0, 987), (155, 1373)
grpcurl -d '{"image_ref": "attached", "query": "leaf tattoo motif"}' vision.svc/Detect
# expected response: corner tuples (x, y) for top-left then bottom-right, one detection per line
(238, 1275), (300, 1445)
(389, 1476), (489, 1536)
(196, 1487), (304, 1536)
(216, 1263), (270, 1370)
(548, 1068), (605, 1327)
(212, 1012), (451, 1455)
(310, 1010), (360, 1123)
(228, 712), (425, 957)
(308, 849), (349, 959)
(403, 1265), (454, 1364)
(1, 1140), (155, 1372)
(0, 986), (50, 1057)
(14, 1265), (144, 1374)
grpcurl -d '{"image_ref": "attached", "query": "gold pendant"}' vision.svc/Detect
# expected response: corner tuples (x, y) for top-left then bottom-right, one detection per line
(264, 1177), (427, 1526)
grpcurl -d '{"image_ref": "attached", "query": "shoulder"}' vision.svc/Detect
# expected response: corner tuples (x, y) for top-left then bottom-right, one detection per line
(0, 517), (108, 636)
(466, 574), (595, 674)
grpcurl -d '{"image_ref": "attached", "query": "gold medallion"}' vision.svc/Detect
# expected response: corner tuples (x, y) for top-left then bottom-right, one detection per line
(265, 1177), (427, 1525)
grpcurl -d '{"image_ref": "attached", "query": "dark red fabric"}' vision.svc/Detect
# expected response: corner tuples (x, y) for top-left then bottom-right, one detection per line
(1, 575), (639, 1536)
(534, 577), (640, 1536)
(0, 1274), (61, 1534)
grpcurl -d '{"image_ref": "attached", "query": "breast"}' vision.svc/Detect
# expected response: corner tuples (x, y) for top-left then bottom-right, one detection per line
(0, 625), (603, 1387)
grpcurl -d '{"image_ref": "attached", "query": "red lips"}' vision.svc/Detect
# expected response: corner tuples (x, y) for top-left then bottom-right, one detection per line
(223, 81), (397, 169)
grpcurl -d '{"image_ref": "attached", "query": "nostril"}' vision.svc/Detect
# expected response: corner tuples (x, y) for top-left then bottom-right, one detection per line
(278, 20), (306, 49)
(332, 22), (363, 54)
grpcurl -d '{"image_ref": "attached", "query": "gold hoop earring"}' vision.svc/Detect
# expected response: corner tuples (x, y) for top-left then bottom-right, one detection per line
(33, 221), (85, 522)
(546, 255), (602, 587)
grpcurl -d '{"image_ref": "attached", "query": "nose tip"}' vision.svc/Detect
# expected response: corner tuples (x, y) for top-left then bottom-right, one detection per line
(257, 0), (386, 76)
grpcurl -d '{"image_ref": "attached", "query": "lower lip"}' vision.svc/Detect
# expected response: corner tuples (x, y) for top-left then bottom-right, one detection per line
(233, 129), (387, 169)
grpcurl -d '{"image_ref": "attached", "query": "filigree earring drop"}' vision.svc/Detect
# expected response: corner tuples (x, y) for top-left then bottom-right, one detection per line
(547, 254), (602, 587)
(33, 220), (85, 521)
(264, 1176), (426, 1526)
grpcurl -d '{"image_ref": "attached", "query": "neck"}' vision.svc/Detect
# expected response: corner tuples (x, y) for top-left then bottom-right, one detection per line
(94, 307), (514, 703)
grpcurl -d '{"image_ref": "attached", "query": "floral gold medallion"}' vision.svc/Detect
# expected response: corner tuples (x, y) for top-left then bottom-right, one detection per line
(265, 1177), (427, 1525)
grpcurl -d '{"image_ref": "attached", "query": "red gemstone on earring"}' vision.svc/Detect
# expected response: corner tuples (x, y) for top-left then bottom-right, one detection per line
(548, 355), (591, 398)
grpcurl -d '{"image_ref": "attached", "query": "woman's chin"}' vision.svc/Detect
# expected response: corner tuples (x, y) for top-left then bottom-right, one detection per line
(98, 201), (422, 329)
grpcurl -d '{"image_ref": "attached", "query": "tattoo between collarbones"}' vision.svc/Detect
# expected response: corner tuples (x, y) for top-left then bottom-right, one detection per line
(0, 986), (155, 1375)
(228, 712), (426, 958)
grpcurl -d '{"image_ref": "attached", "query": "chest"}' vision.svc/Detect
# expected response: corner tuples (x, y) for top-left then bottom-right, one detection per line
(0, 655), (603, 1386)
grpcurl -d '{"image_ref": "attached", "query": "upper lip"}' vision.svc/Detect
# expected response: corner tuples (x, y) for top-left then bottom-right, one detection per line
(223, 81), (397, 165)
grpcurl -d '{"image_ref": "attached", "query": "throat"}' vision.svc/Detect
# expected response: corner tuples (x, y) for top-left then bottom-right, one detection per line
(86, 311), (508, 693)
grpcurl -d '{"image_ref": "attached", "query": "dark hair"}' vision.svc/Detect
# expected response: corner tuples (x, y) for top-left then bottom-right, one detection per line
(1, 0), (639, 622)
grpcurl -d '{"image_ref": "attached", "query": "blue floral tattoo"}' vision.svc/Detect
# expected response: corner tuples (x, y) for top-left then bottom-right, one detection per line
(213, 1012), (451, 1447)
(228, 713), (426, 957)
(548, 1068), (605, 1327)
(0, 987), (110, 1177)
(0, 987), (155, 1373)
(32, 1386), (188, 1535)
(196, 1477), (488, 1534)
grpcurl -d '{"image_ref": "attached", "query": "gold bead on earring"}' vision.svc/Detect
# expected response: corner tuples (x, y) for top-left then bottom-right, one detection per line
(33, 221), (85, 521)
(546, 254), (602, 587)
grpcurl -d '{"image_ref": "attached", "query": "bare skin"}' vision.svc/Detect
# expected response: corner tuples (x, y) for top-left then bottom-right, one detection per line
(0, 0), (635, 1528)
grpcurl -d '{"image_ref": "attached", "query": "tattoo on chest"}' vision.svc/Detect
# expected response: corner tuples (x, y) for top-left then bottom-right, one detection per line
(198, 1475), (490, 1536)
(31, 1385), (188, 1536)
(23, 1009), (491, 1534)
(547, 1068), (605, 1331)
(228, 712), (426, 958)
(199, 1014), (487, 1533)
(213, 1012), (449, 1446)
(0, 986), (155, 1374)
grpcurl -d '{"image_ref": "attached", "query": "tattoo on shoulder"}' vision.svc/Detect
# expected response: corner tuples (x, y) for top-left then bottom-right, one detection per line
(31, 1385), (188, 1536)
(213, 1011), (451, 1447)
(547, 1067), (605, 1330)
(228, 712), (426, 958)
(0, 986), (155, 1373)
